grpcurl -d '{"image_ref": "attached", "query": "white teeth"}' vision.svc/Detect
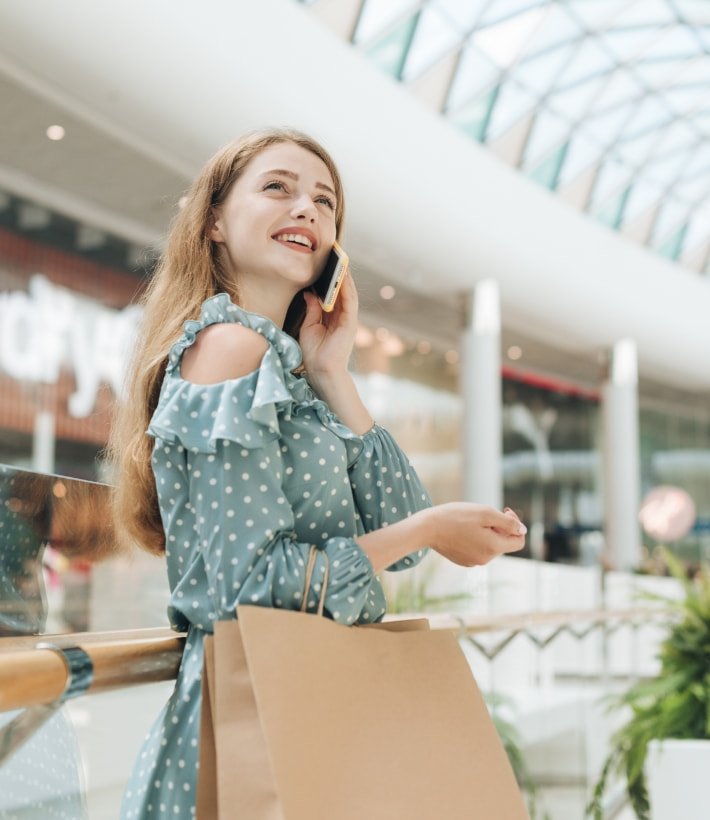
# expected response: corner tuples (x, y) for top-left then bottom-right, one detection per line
(275, 233), (313, 249)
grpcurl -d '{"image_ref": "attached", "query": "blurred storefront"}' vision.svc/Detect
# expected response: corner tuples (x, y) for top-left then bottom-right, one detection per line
(0, 192), (148, 478)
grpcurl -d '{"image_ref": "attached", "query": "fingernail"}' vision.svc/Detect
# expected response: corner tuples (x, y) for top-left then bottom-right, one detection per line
(518, 522), (527, 535)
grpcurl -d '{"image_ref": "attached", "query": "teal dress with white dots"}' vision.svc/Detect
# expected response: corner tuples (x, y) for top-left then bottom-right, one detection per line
(120, 293), (431, 819)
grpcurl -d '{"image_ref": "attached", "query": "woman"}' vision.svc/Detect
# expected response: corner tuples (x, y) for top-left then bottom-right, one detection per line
(109, 127), (526, 819)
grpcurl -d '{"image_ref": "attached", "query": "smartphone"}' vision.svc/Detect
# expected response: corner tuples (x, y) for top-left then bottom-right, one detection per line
(312, 240), (349, 312)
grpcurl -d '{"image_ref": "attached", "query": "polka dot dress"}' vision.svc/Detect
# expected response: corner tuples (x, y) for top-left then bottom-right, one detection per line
(120, 294), (431, 819)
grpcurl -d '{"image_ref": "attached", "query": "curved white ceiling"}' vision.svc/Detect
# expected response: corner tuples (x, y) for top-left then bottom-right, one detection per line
(0, 0), (708, 390)
(345, 0), (710, 273)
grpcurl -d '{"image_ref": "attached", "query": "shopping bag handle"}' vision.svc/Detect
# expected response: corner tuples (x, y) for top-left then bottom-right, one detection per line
(301, 546), (329, 617)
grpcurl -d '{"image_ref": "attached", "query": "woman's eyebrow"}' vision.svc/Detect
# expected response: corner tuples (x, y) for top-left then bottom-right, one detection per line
(261, 168), (336, 199)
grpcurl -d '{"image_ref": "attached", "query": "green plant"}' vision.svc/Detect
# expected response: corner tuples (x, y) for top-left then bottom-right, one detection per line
(587, 549), (710, 820)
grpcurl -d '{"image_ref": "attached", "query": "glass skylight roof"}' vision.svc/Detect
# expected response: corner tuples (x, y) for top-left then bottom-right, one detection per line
(299, 0), (710, 273)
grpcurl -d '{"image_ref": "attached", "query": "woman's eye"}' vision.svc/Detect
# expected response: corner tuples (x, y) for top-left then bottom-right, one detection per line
(316, 195), (336, 211)
(264, 181), (286, 192)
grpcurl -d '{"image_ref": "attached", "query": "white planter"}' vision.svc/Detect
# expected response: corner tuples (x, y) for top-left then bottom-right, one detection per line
(646, 738), (710, 820)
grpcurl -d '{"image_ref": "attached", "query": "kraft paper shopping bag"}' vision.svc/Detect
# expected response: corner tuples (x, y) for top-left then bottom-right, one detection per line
(197, 605), (529, 820)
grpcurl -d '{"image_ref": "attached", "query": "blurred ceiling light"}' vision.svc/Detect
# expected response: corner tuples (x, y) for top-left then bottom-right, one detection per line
(379, 285), (396, 300)
(416, 340), (432, 355)
(355, 325), (374, 347)
(178, 195), (189, 209)
(445, 349), (459, 364)
(382, 334), (405, 357)
(52, 481), (67, 498)
(46, 124), (65, 141)
(507, 345), (523, 360)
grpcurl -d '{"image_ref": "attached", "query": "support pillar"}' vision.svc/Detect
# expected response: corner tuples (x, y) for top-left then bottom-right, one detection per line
(601, 339), (641, 571)
(32, 410), (55, 474)
(461, 279), (502, 509)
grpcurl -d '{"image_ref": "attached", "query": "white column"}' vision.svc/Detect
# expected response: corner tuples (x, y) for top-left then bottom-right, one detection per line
(461, 279), (502, 509)
(601, 338), (641, 570)
(32, 410), (56, 474)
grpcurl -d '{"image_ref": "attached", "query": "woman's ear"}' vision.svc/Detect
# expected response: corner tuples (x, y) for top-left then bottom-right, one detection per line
(207, 208), (223, 242)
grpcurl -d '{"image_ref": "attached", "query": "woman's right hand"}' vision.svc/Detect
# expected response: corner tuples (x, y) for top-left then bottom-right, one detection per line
(356, 502), (526, 574)
(424, 503), (527, 567)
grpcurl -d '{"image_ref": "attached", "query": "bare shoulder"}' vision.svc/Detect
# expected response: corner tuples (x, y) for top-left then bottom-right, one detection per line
(180, 323), (269, 384)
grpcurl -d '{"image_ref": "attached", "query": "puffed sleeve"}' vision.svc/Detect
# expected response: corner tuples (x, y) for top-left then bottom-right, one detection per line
(345, 425), (432, 572)
(149, 357), (388, 628)
(182, 439), (388, 626)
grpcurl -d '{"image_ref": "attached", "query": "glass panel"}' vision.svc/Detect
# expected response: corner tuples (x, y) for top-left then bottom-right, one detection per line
(473, 6), (548, 67)
(449, 86), (499, 141)
(618, 95), (674, 140)
(548, 74), (610, 121)
(554, 37), (616, 89)
(664, 84), (710, 116)
(585, 69), (645, 115)
(582, 105), (634, 151)
(402, 4), (462, 80)
(431, 0), (488, 30)
(612, 0), (676, 28)
(567, 0), (629, 30)
(522, 108), (572, 167)
(445, 43), (499, 109)
(601, 25), (663, 62)
(523, 4), (583, 57)
(648, 121), (698, 162)
(556, 132), (602, 184)
(677, 143), (710, 183)
(614, 128), (661, 168)
(485, 79), (539, 139)
(683, 208), (710, 250)
(646, 149), (694, 189)
(675, 0), (710, 24)
(623, 178), (663, 221)
(478, 0), (547, 28)
(594, 185), (630, 229)
(353, 0), (420, 44)
(527, 142), (568, 189)
(363, 11), (420, 78)
(650, 199), (691, 242)
(589, 160), (634, 208)
(642, 24), (702, 61)
(675, 171), (710, 205)
(633, 55), (686, 85)
(0, 464), (169, 638)
(655, 222), (688, 259)
(673, 57), (710, 86)
(518, 43), (577, 96)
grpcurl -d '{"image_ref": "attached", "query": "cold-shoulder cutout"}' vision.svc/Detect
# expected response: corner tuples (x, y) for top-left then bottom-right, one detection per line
(180, 322), (269, 384)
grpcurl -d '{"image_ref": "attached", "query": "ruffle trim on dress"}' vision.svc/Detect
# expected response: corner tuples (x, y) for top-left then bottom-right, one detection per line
(147, 293), (365, 457)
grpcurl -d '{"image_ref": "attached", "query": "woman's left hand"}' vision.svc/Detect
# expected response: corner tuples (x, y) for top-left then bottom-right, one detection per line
(299, 270), (358, 377)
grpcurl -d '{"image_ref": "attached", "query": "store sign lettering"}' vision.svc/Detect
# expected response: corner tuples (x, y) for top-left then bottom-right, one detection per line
(0, 274), (142, 418)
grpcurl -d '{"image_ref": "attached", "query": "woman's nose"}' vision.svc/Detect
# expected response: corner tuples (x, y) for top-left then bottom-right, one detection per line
(291, 194), (317, 221)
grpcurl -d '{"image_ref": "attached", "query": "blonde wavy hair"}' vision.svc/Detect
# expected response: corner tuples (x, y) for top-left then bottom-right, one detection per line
(106, 128), (346, 555)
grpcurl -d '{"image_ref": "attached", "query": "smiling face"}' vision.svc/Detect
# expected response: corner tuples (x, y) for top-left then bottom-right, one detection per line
(209, 141), (338, 316)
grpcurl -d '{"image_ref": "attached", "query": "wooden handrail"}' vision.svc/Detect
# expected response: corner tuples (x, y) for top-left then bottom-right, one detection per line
(0, 628), (184, 712)
(0, 608), (666, 713)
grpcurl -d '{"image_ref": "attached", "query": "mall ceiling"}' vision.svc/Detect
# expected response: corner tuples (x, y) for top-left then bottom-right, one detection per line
(309, 0), (710, 273)
(0, 0), (707, 409)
